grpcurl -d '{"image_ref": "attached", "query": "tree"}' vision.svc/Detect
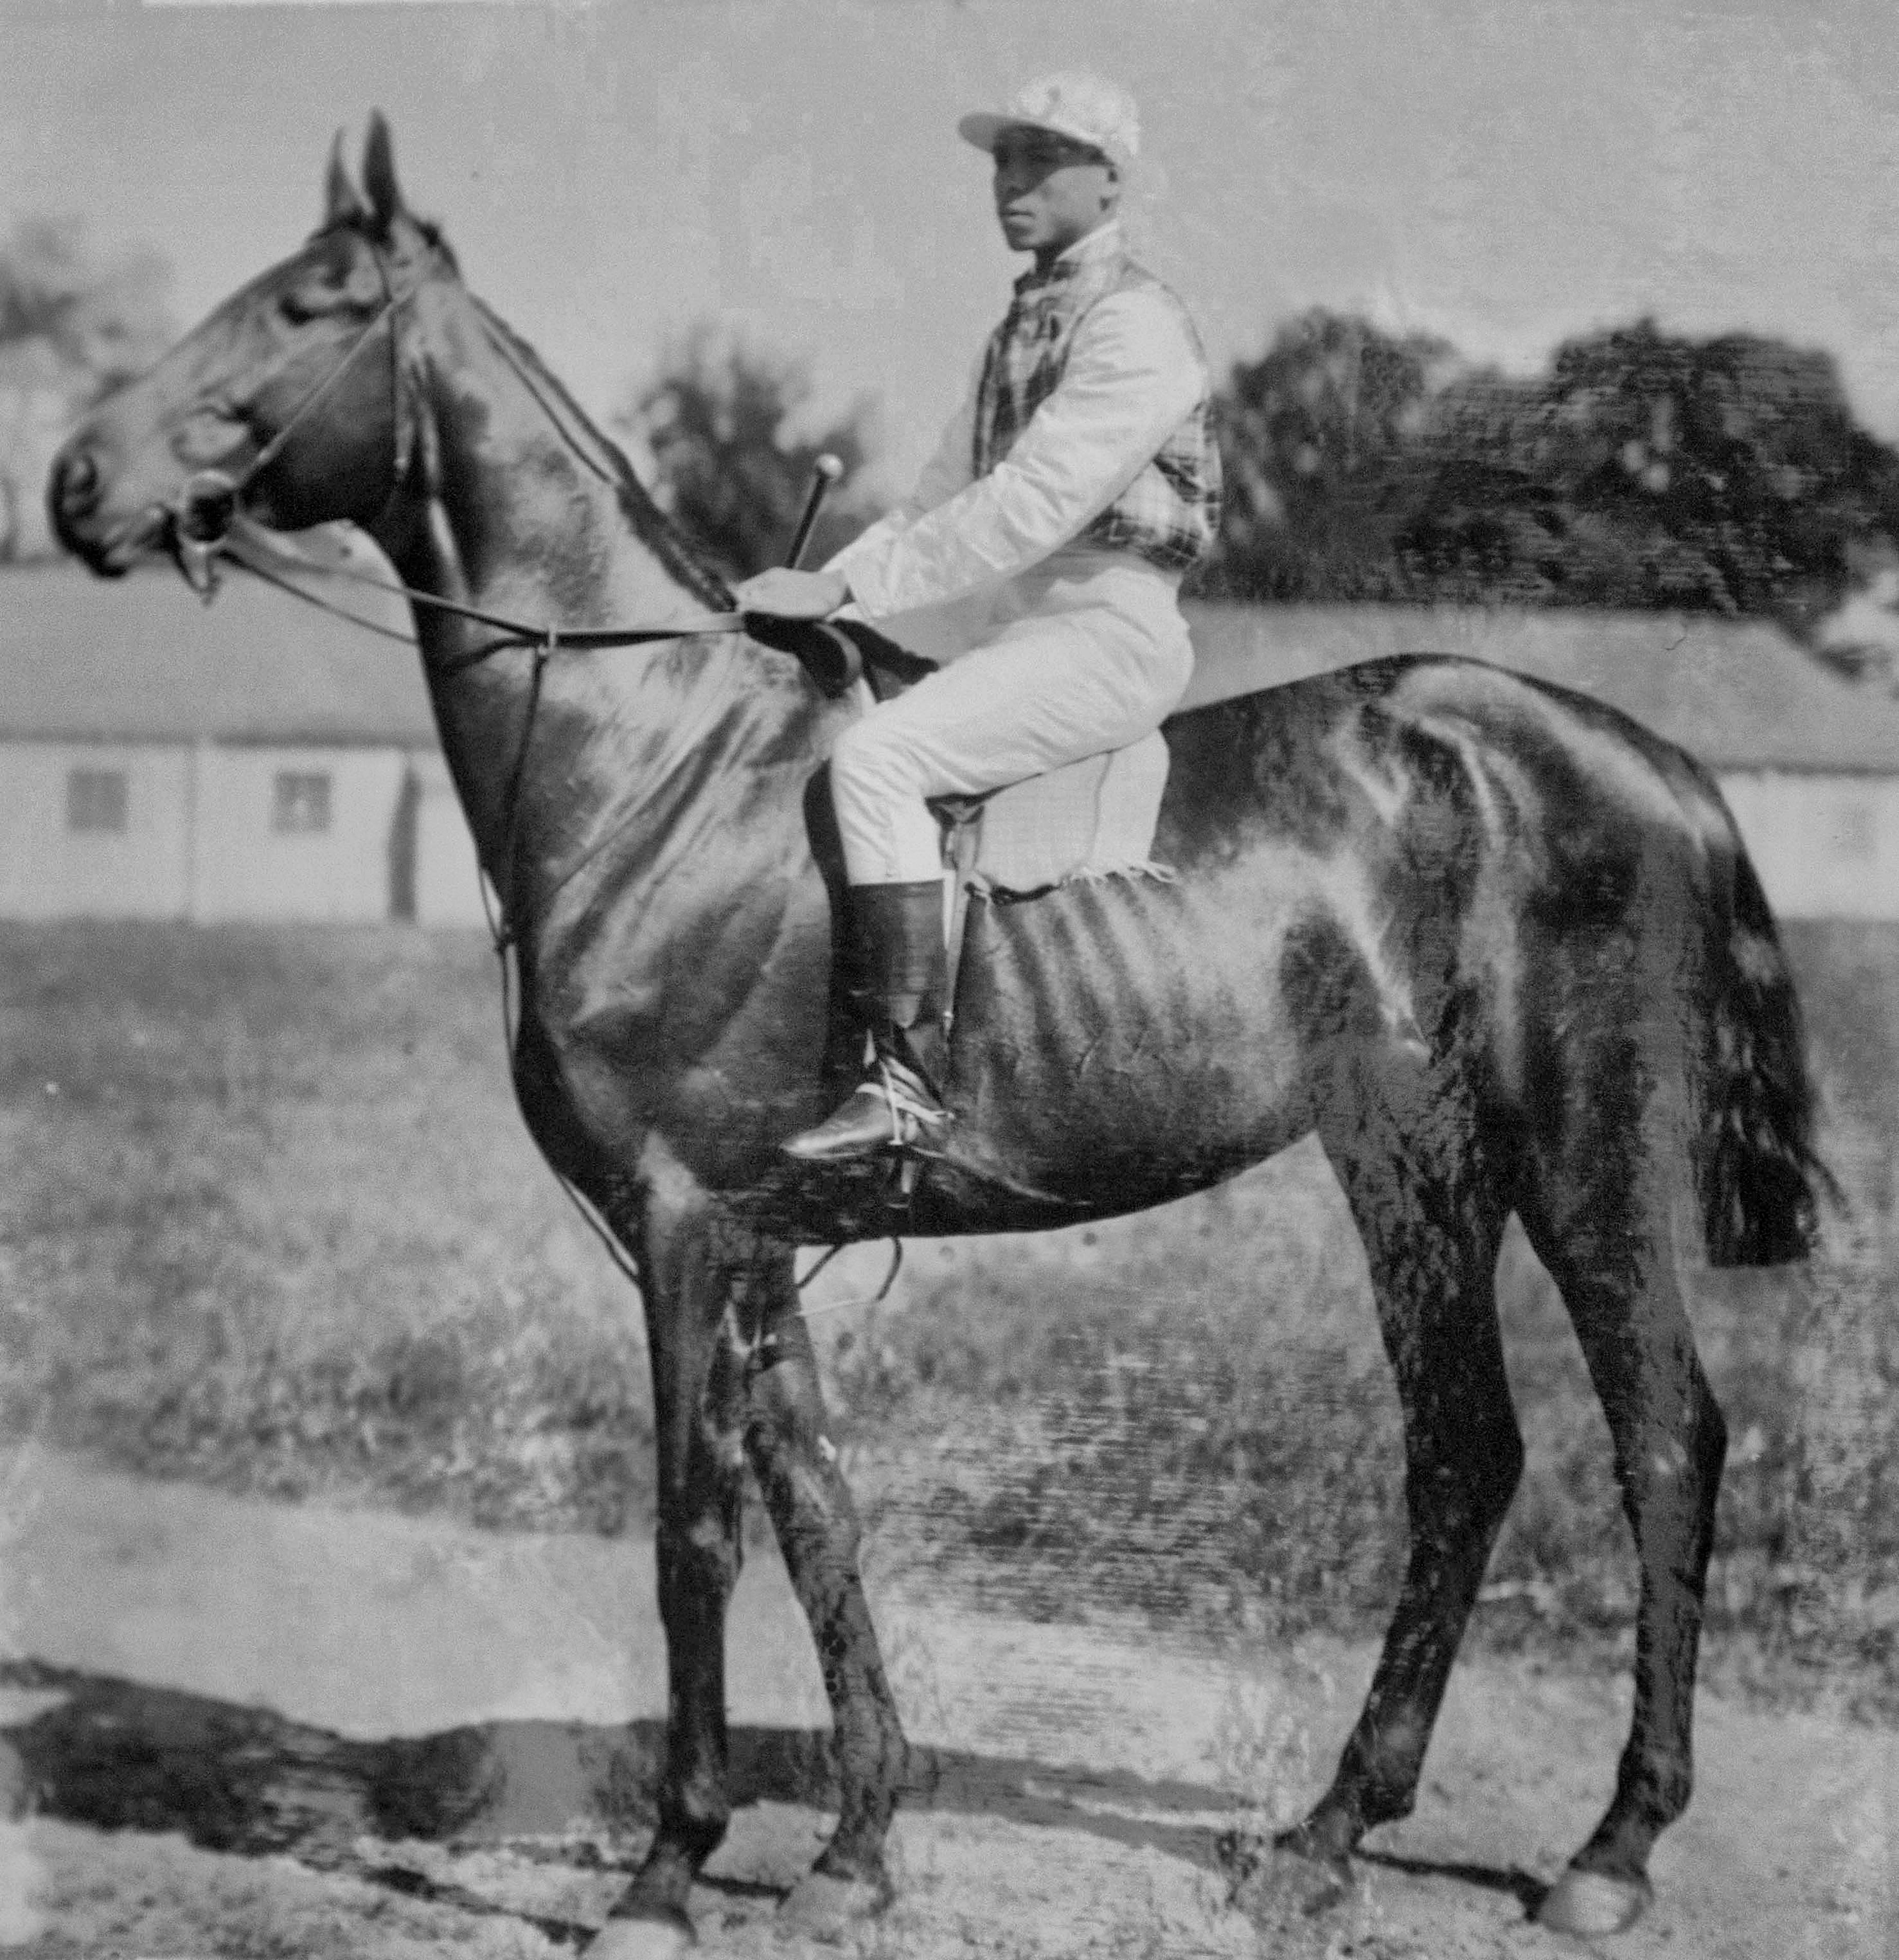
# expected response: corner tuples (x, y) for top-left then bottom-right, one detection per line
(1205, 310), (1458, 600)
(618, 326), (881, 583)
(0, 218), (175, 560)
(1208, 306), (1899, 624)
(1522, 320), (1899, 625)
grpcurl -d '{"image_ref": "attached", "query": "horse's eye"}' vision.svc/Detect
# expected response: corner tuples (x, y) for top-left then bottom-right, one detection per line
(280, 280), (351, 325)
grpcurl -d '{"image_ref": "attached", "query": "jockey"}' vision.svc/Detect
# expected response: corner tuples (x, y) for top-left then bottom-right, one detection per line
(734, 71), (1221, 1163)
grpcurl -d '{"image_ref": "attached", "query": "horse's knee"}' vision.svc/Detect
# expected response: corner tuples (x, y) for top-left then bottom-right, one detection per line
(1474, 1420), (1525, 1523)
(1408, 1415), (1522, 1538)
(1612, 1387), (1726, 1546)
(655, 1512), (741, 1608)
(748, 1334), (823, 1438)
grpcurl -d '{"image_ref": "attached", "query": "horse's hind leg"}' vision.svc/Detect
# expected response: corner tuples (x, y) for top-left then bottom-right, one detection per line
(1517, 1104), (1727, 1937)
(1261, 1078), (1520, 1883)
(743, 1260), (909, 1930)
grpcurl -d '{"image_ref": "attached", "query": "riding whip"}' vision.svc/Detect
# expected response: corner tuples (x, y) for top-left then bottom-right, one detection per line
(787, 453), (844, 568)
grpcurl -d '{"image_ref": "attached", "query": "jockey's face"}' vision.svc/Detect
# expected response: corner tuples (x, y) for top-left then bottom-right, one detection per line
(990, 127), (1120, 261)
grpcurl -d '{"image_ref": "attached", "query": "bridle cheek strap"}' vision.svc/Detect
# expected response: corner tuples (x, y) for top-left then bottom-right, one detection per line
(170, 246), (418, 598)
(168, 240), (748, 655)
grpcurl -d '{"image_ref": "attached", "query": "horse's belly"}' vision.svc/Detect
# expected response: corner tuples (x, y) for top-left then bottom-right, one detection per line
(939, 865), (1320, 1214)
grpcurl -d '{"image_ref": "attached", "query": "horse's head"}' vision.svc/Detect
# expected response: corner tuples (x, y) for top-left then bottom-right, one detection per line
(49, 114), (448, 581)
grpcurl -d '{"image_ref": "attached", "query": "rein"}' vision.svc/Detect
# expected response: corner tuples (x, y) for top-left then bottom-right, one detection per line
(171, 237), (746, 670)
(165, 236), (755, 965)
(173, 241), (768, 1307)
(213, 517), (744, 671)
(158, 237), (926, 1283)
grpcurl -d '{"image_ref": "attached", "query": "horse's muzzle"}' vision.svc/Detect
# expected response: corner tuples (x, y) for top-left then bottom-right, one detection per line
(47, 441), (167, 576)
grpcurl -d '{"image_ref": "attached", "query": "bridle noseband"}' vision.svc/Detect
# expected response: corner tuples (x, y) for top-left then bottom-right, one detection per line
(173, 241), (417, 600)
(164, 237), (743, 659)
(157, 233), (761, 965)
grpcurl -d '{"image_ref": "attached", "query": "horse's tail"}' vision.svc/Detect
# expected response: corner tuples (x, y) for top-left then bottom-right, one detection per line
(1695, 826), (1833, 1266)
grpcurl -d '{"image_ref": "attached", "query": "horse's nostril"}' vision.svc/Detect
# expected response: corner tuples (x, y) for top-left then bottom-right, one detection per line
(56, 449), (101, 516)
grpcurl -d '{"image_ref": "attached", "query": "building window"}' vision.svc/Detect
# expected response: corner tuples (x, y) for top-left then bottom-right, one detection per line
(67, 767), (128, 834)
(272, 771), (333, 836)
(1833, 799), (1877, 862)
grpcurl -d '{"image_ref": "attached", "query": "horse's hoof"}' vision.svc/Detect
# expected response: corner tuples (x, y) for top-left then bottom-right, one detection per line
(1220, 1829), (1356, 1924)
(1537, 1867), (1654, 1937)
(585, 1910), (696, 1957)
(778, 1866), (891, 1939)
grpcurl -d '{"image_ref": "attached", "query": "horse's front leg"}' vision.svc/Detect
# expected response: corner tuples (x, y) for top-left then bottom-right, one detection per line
(743, 1255), (909, 1930)
(591, 1168), (754, 1959)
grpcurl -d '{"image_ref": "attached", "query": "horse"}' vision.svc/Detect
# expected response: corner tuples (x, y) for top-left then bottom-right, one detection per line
(48, 117), (1827, 1956)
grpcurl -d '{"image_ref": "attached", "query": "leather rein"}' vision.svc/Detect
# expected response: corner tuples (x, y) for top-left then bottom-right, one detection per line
(161, 238), (761, 959)
(168, 239), (746, 673)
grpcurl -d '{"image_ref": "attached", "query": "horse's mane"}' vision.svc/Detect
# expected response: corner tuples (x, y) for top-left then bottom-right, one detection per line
(465, 295), (735, 615)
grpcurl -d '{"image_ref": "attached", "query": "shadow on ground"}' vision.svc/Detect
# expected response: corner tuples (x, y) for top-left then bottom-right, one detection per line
(1, 1657), (1551, 1945)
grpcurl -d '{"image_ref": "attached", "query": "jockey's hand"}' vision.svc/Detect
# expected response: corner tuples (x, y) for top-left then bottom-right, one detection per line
(731, 568), (850, 619)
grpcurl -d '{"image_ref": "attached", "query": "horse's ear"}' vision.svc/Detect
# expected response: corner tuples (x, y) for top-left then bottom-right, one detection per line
(361, 111), (406, 235)
(323, 130), (367, 228)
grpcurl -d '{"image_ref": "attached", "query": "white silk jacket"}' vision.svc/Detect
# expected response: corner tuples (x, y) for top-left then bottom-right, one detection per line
(825, 223), (1209, 626)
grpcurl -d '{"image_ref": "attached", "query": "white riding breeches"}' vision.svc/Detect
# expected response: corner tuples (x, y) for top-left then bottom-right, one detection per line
(830, 550), (1195, 886)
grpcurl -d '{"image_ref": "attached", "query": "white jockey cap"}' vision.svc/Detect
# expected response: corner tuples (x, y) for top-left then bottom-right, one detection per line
(958, 72), (1141, 174)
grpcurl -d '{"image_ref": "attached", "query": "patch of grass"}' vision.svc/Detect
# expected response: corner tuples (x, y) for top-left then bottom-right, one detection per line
(0, 923), (653, 1532)
(1, 919), (1894, 1714)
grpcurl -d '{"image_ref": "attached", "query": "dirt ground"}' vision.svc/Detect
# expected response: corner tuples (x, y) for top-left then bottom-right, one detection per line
(0, 1448), (1891, 1958)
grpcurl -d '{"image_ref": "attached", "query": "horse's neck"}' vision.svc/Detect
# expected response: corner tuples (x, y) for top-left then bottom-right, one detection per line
(374, 286), (781, 885)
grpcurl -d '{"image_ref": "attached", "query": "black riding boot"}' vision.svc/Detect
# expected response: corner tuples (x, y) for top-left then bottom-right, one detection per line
(782, 879), (951, 1163)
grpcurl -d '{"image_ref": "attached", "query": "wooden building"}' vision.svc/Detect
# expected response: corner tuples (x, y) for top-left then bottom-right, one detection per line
(5, 567), (1897, 923)
(0, 565), (484, 925)
(1182, 603), (1899, 921)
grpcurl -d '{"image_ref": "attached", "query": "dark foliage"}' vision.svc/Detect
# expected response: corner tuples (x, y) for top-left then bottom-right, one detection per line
(1206, 310), (1899, 627)
(617, 325), (881, 581)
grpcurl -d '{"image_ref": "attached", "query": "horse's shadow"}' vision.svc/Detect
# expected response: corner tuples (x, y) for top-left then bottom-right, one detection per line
(0, 1658), (1216, 1928)
(0, 1658), (1547, 1939)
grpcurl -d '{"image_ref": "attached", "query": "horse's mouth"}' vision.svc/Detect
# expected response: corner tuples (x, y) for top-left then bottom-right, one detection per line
(69, 506), (172, 578)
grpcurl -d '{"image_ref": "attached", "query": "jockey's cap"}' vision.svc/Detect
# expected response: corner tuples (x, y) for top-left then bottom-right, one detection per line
(958, 72), (1140, 174)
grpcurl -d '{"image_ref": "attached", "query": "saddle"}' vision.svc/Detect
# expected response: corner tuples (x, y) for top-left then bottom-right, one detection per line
(745, 614), (1172, 894)
(746, 612), (1176, 1212)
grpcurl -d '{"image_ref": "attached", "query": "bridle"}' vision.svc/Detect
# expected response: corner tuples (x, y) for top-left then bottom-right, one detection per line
(167, 235), (745, 663)
(158, 232), (771, 987)
(172, 239), (412, 599)
(163, 231), (757, 920)
(156, 230), (925, 1293)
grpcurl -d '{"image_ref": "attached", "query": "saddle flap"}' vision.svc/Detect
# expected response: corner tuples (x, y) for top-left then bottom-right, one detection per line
(966, 731), (1171, 893)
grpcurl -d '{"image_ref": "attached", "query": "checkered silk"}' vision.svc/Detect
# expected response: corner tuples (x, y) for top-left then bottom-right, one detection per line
(973, 246), (1222, 572)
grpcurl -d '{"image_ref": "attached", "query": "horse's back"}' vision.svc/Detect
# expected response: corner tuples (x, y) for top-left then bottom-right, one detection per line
(926, 649), (1784, 1227)
(1159, 650), (1733, 865)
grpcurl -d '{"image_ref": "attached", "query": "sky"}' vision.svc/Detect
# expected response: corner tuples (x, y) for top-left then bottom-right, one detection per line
(5, 0), (1899, 498)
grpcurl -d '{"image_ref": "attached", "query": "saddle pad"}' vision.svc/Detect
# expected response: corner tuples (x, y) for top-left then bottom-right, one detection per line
(966, 730), (1171, 892)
